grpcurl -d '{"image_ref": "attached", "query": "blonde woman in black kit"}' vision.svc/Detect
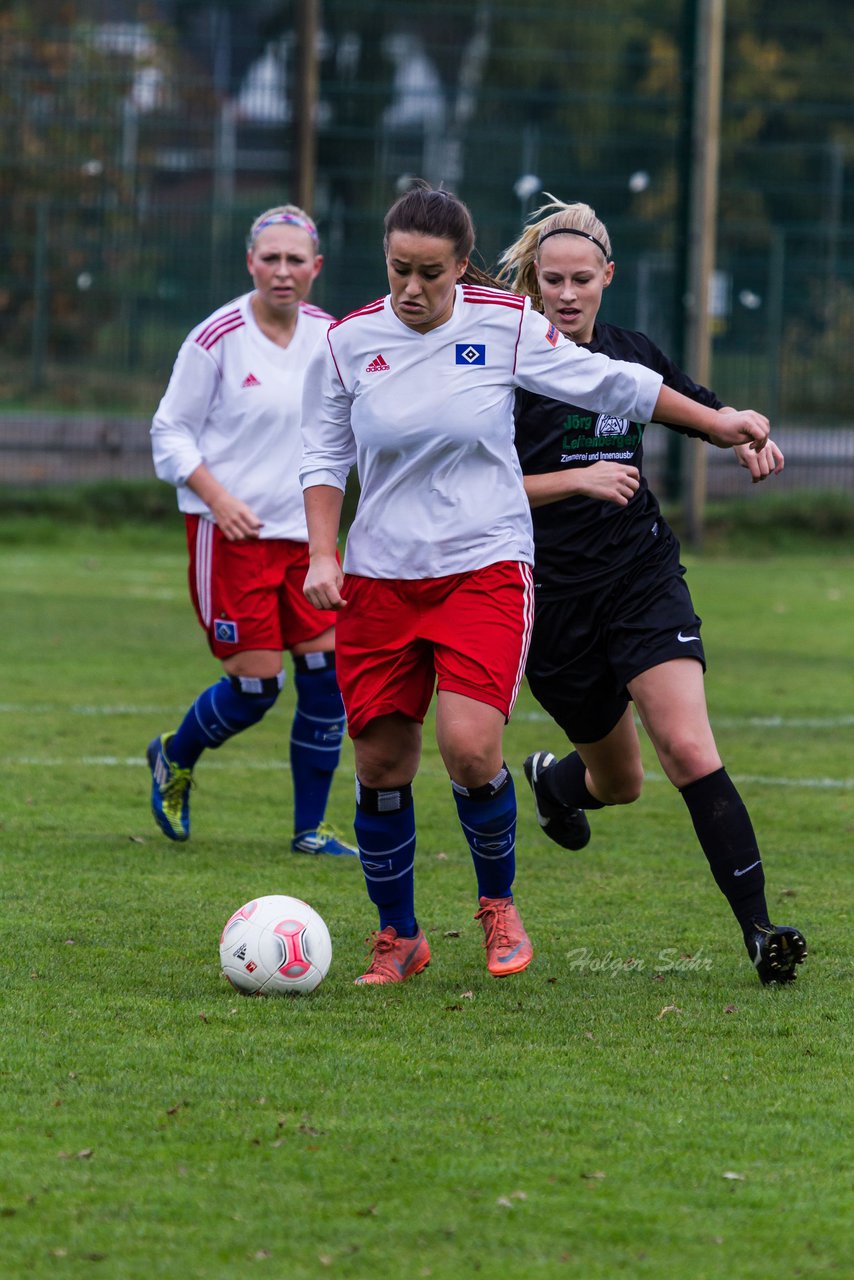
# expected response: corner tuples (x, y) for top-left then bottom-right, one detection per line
(499, 196), (806, 985)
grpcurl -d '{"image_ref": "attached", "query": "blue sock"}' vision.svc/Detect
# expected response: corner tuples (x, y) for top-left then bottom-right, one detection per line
(452, 764), (517, 900)
(290, 654), (346, 835)
(354, 780), (417, 936)
(168, 673), (283, 769)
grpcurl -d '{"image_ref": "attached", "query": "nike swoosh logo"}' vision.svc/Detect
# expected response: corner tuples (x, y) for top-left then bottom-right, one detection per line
(677, 632), (700, 642)
(734, 859), (762, 877)
(395, 940), (425, 975)
(497, 942), (526, 965)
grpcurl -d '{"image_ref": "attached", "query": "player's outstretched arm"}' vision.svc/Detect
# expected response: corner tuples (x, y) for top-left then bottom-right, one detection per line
(654, 385), (770, 452)
(303, 484), (347, 610)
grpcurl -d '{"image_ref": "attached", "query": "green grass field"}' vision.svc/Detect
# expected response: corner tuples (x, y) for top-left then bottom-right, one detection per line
(1, 526), (852, 1279)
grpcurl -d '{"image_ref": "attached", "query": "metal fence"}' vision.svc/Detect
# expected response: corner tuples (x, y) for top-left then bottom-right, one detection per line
(1, 1), (852, 495)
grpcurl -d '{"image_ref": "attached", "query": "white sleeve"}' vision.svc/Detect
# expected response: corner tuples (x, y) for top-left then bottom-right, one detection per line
(150, 341), (221, 487)
(299, 336), (357, 493)
(515, 303), (663, 423)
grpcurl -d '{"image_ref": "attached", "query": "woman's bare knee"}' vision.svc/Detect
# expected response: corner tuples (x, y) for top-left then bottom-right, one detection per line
(590, 763), (644, 806)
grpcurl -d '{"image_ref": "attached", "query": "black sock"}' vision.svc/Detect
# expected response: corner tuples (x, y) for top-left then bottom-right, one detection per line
(679, 767), (770, 938)
(543, 751), (605, 811)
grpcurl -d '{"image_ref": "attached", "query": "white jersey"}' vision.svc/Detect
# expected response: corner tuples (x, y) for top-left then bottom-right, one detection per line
(300, 285), (663, 580)
(151, 291), (333, 541)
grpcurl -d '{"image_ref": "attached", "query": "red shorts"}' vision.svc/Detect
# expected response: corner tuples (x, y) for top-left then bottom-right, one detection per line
(186, 515), (339, 658)
(334, 560), (534, 739)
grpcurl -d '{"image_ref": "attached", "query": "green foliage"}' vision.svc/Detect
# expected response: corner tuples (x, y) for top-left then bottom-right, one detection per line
(0, 480), (363, 543)
(667, 490), (854, 553)
(1, 1), (852, 414)
(0, 531), (851, 1277)
(782, 283), (854, 418)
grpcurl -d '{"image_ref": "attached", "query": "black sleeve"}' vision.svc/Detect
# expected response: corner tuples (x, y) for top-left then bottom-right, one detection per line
(625, 329), (723, 440)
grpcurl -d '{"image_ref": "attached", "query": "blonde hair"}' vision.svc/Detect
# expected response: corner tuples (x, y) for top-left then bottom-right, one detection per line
(246, 204), (319, 250)
(497, 195), (611, 312)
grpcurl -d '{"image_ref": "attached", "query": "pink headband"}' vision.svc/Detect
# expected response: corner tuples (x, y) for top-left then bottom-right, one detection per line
(250, 211), (319, 245)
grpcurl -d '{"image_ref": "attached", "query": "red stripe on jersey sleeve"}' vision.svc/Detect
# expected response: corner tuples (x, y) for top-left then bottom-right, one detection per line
(300, 301), (336, 321)
(197, 315), (245, 350)
(195, 309), (241, 345)
(511, 305), (526, 376)
(461, 285), (524, 309)
(330, 298), (386, 330)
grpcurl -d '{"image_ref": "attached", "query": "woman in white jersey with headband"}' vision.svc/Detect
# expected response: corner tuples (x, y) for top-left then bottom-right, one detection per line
(299, 181), (772, 986)
(148, 204), (356, 856)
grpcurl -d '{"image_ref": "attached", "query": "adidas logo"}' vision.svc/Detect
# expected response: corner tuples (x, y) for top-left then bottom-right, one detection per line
(233, 943), (247, 959)
(241, 372), (261, 387)
(365, 354), (390, 373)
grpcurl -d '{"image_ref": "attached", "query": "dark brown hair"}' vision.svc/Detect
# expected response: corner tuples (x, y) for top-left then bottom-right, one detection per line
(383, 181), (500, 288)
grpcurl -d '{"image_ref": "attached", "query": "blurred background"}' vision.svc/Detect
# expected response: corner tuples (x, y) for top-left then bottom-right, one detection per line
(1, 0), (851, 519)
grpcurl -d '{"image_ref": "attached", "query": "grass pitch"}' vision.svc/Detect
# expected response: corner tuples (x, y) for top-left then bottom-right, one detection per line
(0, 526), (851, 1279)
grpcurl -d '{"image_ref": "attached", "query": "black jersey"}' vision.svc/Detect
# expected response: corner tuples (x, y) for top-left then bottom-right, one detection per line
(514, 320), (723, 591)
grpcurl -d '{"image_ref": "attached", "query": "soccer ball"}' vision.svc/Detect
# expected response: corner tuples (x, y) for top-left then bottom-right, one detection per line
(219, 895), (332, 995)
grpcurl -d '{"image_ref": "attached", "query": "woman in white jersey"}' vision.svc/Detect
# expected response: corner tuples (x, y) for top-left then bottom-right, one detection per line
(148, 204), (355, 856)
(498, 197), (806, 984)
(299, 182), (772, 986)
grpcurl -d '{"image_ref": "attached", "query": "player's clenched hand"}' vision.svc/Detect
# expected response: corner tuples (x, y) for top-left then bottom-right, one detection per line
(706, 408), (770, 452)
(209, 493), (264, 541)
(578, 461), (641, 506)
(304, 554), (347, 610)
(734, 438), (784, 482)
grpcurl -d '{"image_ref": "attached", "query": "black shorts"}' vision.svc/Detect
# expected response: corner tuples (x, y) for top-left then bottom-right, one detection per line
(525, 532), (706, 744)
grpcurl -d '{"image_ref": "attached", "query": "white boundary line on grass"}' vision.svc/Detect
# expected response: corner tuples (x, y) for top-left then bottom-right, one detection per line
(7, 755), (853, 790)
(2, 704), (854, 730)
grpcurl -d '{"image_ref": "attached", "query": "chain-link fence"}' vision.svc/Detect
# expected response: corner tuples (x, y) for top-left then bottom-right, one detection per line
(1, 1), (852, 494)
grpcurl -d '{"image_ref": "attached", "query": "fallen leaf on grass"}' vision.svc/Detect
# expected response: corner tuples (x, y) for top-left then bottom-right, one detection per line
(581, 1170), (606, 1180)
(298, 1120), (324, 1136)
(129, 835), (144, 844)
(722, 1171), (745, 1181)
(444, 929), (460, 937)
(656, 1004), (683, 1019)
(254, 1250), (270, 1260)
(198, 1012), (208, 1023)
(356, 1205), (378, 1216)
(723, 1004), (738, 1014)
(459, 990), (473, 999)
(64, 938), (76, 945)
(435, 852), (449, 861)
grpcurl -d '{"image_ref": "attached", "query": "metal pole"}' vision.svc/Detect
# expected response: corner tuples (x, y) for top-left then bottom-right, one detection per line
(665, 0), (697, 504)
(30, 197), (49, 392)
(683, 0), (725, 549)
(294, 0), (320, 212)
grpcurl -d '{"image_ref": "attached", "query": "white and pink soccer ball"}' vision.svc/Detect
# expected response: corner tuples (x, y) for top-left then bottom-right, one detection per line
(219, 895), (332, 995)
